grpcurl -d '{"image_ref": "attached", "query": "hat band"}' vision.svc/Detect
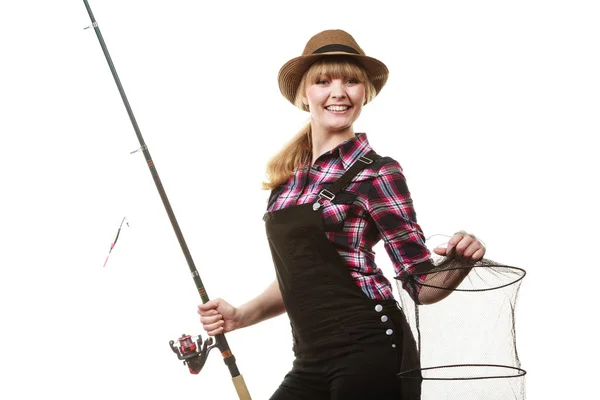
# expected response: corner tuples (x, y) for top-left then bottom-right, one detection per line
(312, 44), (360, 55)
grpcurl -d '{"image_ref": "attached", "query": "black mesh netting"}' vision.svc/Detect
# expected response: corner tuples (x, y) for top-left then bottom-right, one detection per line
(395, 235), (526, 400)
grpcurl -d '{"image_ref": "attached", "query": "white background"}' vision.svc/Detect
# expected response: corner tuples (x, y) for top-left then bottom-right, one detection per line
(1, 1), (598, 399)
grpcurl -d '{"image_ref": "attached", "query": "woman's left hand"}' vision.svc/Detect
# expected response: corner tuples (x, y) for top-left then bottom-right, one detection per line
(433, 230), (486, 263)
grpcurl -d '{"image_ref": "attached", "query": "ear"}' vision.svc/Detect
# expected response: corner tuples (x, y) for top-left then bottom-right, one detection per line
(301, 95), (308, 106)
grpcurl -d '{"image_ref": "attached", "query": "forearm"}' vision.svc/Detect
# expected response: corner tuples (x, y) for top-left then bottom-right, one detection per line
(417, 264), (473, 305)
(237, 279), (286, 329)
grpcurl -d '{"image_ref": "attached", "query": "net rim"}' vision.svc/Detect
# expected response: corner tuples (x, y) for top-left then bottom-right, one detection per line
(397, 363), (527, 381)
(394, 265), (527, 292)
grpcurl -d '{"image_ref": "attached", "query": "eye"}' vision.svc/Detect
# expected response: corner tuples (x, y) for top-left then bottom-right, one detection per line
(316, 78), (329, 85)
(346, 78), (360, 84)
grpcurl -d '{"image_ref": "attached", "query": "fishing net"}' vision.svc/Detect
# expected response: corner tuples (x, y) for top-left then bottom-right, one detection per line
(395, 235), (527, 400)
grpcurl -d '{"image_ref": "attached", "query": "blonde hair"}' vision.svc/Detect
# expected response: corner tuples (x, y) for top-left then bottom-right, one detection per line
(262, 57), (376, 190)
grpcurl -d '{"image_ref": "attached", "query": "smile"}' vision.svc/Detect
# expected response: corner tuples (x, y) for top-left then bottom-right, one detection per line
(325, 105), (351, 112)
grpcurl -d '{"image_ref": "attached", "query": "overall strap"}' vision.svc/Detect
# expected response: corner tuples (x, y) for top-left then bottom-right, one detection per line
(315, 150), (380, 206)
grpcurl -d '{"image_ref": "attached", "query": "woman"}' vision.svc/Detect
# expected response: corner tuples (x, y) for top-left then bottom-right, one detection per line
(198, 29), (485, 399)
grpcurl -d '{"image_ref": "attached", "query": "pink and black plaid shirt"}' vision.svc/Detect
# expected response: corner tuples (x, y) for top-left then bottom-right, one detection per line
(267, 132), (431, 301)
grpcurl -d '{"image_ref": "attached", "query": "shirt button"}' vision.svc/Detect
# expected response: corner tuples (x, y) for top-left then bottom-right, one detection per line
(392, 344), (397, 348)
(375, 304), (383, 312)
(381, 315), (389, 323)
(386, 329), (394, 336)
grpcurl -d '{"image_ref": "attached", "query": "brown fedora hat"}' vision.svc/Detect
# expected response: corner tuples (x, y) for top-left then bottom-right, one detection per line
(278, 29), (389, 109)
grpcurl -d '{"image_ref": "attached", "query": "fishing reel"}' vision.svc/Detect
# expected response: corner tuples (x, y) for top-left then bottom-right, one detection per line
(169, 333), (217, 374)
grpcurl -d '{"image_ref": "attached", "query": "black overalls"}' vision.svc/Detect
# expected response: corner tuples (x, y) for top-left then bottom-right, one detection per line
(264, 152), (421, 400)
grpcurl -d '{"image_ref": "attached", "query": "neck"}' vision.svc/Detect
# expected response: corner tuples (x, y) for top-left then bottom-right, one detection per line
(310, 126), (355, 165)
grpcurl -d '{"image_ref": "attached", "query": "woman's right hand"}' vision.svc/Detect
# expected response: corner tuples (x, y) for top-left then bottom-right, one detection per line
(197, 298), (240, 336)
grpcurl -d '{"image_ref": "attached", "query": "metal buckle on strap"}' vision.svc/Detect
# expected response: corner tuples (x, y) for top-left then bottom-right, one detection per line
(358, 155), (373, 164)
(318, 189), (335, 202)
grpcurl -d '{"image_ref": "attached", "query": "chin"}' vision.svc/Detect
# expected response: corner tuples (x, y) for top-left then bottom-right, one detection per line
(329, 123), (353, 131)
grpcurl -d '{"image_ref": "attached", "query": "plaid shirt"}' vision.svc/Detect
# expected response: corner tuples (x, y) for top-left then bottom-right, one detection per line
(267, 132), (431, 301)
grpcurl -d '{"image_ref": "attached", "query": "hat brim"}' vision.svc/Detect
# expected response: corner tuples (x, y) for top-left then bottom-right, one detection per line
(278, 52), (389, 109)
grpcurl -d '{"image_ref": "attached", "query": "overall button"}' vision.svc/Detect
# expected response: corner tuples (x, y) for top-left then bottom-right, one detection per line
(375, 304), (383, 312)
(392, 344), (397, 348)
(381, 315), (389, 323)
(386, 329), (394, 336)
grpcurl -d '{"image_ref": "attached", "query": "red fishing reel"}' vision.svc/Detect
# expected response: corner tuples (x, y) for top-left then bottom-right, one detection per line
(169, 333), (216, 374)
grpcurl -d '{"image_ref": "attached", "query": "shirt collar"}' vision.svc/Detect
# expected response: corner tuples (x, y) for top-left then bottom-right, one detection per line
(325, 132), (373, 170)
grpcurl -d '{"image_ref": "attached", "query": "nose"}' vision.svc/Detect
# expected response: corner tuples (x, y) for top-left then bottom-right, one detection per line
(330, 79), (346, 99)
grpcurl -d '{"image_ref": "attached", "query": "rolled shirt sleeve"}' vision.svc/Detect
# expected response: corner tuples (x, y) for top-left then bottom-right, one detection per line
(366, 160), (431, 302)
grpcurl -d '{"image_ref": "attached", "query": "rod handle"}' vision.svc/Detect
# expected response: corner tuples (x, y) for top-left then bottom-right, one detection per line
(232, 375), (252, 400)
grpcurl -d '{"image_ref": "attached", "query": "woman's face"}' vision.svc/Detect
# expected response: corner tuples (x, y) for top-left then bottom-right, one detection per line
(302, 75), (366, 136)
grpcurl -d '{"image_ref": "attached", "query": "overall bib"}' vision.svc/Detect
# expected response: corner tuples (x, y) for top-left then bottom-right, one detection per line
(264, 152), (421, 400)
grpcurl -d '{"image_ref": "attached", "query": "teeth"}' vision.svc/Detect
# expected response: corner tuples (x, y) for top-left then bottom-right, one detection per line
(326, 105), (349, 111)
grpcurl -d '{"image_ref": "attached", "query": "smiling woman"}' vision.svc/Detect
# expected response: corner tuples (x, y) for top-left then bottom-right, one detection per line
(198, 29), (489, 400)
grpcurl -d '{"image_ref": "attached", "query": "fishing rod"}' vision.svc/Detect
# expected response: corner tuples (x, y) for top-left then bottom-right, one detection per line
(82, 1), (251, 398)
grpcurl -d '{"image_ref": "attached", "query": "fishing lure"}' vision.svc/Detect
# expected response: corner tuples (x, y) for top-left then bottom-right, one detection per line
(102, 217), (129, 268)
